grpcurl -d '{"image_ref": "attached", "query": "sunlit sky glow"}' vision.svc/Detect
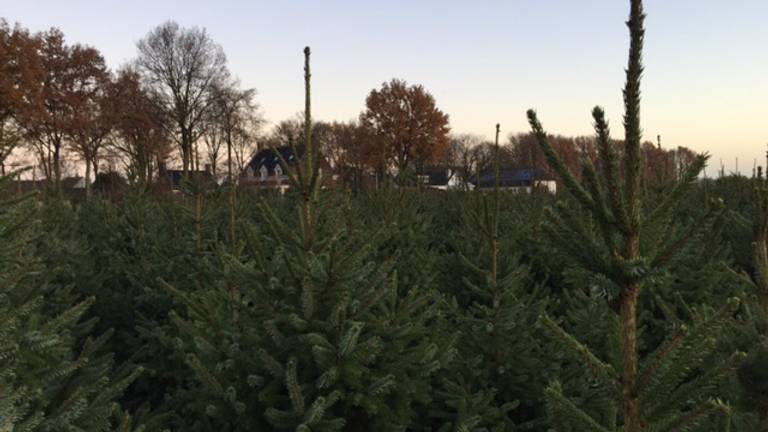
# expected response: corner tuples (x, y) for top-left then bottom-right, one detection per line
(3, 0), (767, 175)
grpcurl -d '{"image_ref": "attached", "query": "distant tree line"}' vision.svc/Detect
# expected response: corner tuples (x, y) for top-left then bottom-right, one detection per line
(1, 18), (698, 195)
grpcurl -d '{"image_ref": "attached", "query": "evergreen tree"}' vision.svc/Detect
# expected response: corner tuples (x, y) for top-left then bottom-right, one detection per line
(167, 47), (454, 431)
(526, 1), (745, 430)
(429, 125), (557, 431)
(735, 184), (768, 431)
(0, 175), (142, 431)
(65, 193), (211, 414)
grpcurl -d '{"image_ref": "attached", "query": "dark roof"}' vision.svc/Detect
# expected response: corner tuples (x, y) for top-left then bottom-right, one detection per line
(417, 167), (450, 186)
(470, 168), (554, 188)
(7, 177), (84, 193)
(246, 145), (305, 175)
(161, 170), (214, 188)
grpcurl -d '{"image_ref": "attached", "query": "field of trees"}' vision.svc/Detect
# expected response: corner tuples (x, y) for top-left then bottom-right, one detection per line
(3, 0), (768, 431)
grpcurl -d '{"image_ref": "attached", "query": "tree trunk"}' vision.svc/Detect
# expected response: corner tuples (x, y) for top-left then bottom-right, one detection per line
(84, 156), (92, 199)
(181, 127), (191, 174)
(227, 131), (233, 185)
(194, 139), (200, 173)
(227, 130), (236, 247)
(620, 284), (640, 432)
(621, 227), (641, 432)
(195, 192), (203, 253)
(53, 141), (62, 196)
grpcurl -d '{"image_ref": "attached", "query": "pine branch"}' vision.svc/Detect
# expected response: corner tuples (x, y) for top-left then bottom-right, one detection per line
(544, 382), (610, 432)
(646, 351), (745, 422)
(527, 110), (596, 211)
(592, 106), (628, 232)
(638, 298), (740, 408)
(540, 314), (619, 392)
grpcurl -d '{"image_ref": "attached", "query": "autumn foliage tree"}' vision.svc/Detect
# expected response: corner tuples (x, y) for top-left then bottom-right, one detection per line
(0, 20), (37, 174)
(107, 68), (171, 187)
(323, 120), (372, 188)
(65, 56), (110, 198)
(14, 28), (106, 193)
(360, 79), (450, 184)
(502, 132), (696, 188)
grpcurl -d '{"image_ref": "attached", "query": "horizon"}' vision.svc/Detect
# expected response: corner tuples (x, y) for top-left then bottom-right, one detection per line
(3, 0), (766, 175)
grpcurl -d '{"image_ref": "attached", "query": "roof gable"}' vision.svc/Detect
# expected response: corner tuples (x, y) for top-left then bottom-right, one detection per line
(246, 145), (305, 175)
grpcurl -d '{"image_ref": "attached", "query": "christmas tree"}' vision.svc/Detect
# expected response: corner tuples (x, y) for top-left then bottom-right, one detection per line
(526, 0), (745, 430)
(167, 47), (454, 431)
(0, 174), (142, 431)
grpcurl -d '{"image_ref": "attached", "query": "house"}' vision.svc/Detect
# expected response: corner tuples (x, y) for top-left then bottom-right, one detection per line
(470, 168), (557, 193)
(415, 167), (470, 191)
(240, 145), (331, 192)
(6, 176), (88, 196)
(157, 162), (216, 192)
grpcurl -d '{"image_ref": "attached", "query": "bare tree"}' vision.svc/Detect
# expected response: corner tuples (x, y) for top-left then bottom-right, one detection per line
(136, 21), (229, 174)
(445, 133), (485, 188)
(263, 114), (328, 150)
(208, 81), (259, 184)
(201, 115), (224, 178)
(231, 115), (262, 175)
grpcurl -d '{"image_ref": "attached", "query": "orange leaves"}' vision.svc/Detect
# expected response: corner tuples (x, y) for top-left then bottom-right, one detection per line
(360, 79), (450, 176)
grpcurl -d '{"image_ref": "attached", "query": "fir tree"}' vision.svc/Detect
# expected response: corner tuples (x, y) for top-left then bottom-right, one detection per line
(735, 184), (768, 431)
(430, 125), (557, 431)
(0, 174), (142, 431)
(526, 0), (745, 430)
(167, 47), (454, 431)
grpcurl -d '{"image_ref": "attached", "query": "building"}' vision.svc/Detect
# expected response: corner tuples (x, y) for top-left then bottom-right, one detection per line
(240, 145), (331, 192)
(470, 168), (557, 193)
(157, 162), (216, 192)
(7, 176), (88, 196)
(415, 167), (470, 191)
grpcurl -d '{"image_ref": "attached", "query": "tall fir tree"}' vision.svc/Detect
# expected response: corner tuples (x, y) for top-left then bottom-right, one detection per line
(526, 0), (745, 430)
(735, 184), (768, 431)
(166, 47), (455, 431)
(429, 125), (558, 431)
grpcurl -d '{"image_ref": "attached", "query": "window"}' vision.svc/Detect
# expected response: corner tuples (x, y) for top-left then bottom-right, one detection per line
(259, 166), (267, 180)
(275, 165), (283, 177)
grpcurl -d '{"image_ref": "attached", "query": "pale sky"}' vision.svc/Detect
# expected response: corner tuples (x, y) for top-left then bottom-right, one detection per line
(3, 0), (767, 175)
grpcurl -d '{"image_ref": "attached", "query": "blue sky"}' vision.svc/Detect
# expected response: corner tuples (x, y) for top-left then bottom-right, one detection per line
(3, 0), (767, 174)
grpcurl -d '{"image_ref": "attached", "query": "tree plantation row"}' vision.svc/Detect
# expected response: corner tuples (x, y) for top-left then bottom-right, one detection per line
(3, 170), (767, 431)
